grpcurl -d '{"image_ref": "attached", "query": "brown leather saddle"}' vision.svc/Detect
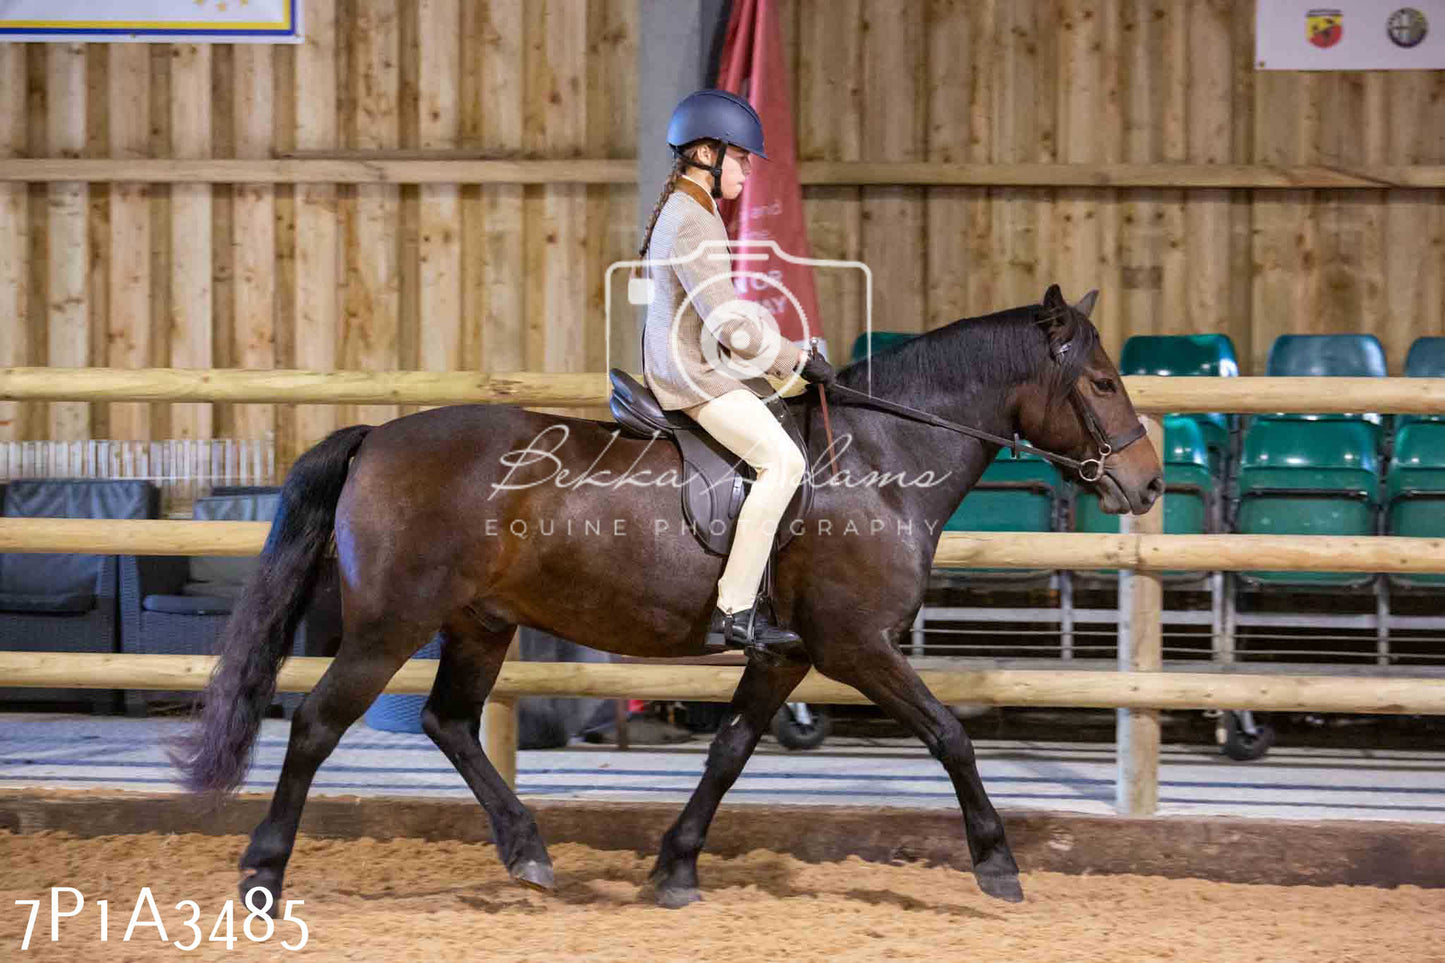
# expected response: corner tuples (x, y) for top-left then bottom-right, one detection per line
(607, 369), (814, 557)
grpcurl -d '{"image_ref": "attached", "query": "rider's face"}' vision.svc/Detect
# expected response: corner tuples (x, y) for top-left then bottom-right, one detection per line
(695, 144), (751, 201)
(718, 146), (752, 200)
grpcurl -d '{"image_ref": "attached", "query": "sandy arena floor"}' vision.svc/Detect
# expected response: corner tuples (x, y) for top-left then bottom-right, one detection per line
(2, 831), (1441, 962)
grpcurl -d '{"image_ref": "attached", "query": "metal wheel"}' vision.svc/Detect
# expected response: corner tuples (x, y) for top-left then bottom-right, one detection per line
(771, 702), (831, 750)
(1218, 709), (1275, 761)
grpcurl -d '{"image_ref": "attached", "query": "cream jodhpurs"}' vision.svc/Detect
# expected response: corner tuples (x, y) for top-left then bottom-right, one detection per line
(683, 388), (808, 614)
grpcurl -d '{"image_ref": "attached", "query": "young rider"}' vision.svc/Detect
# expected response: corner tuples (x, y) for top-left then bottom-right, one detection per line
(637, 88), (836, 656)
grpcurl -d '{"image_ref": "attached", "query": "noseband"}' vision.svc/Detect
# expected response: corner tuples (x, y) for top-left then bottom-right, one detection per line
(818, 334), (1146, 484)
(1053, 340), (1148, 483)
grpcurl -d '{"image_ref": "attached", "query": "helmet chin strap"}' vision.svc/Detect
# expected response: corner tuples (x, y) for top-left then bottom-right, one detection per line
(674, 139), (728, 199)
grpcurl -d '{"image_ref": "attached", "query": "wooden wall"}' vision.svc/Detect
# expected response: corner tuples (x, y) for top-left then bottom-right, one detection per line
(2, 0), (1443, 468)
(786, 0), (1444, 377)
(0, 0), (638, 463)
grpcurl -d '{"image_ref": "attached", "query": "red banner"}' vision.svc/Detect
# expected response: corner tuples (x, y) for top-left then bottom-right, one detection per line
(714, 0), (819, 344)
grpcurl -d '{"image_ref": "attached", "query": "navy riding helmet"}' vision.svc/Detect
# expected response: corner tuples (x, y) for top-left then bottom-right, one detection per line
(666, 88), (767, 198)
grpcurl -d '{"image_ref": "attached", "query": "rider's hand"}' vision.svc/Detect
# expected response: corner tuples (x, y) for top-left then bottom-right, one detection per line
(799, 351), (837, 386)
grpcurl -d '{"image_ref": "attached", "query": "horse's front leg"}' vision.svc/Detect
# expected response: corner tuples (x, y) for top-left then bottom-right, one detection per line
(650, 658), (810, 908)
(813, 639), (1023, 903)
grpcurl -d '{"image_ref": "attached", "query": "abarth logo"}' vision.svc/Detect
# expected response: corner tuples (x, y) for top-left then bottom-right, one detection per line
(1307, 8), (1343, 48)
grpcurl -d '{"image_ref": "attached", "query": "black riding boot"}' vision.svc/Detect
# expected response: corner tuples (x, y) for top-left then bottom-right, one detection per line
(710, 600), (803, 658)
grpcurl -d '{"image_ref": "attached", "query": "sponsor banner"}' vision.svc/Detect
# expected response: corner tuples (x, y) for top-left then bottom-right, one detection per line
(0, 0), (301, 43)
(1256, 1), (1443, 69)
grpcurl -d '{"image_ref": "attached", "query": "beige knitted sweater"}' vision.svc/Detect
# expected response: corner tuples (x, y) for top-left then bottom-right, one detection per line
(641, 176), (807, 411)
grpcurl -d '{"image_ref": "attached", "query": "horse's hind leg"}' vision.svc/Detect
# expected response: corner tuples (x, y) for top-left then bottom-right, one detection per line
(239, 617), (431, 910)
(421, 622), (553, 890)
(815, 642), (1022, 903)
(650, 658), (810, 908)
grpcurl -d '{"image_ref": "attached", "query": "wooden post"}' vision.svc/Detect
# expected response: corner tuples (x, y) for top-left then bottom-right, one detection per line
(1117, 415), (1165, 816)
(416, 0), (462, 407)
(798, 2), (864, 355)
(460, 0), (524, 378)
(169, 44), (213, 442)
(342, 0), (401, 429)
(860, 0), (926, 341)
(481, 637), (520, 789)
(0, 46), (28, 443)
(107, 45), (152, 442)
(292, 0), (340, 459)
(47, 44), (89, 441)
(230, 44), (276, 443)
(523, 0), (588, 420)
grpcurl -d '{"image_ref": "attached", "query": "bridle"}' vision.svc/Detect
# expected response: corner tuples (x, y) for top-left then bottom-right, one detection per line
(815, 316), (1147, 485)
(1050, 338), (1149, 482)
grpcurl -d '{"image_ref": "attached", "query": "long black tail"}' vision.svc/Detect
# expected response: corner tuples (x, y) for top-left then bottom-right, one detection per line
(167, 424), (372, 796)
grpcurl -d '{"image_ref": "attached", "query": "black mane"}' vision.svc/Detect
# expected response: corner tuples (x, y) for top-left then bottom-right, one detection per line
(834, 301), (1098, 403)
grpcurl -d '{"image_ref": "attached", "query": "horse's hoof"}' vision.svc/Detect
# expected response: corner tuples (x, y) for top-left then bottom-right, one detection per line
(510, 859), (555, 892)
(239, 878), (281, 918)
(975, 871), (1024, 903)
(655, 886), (702, 909)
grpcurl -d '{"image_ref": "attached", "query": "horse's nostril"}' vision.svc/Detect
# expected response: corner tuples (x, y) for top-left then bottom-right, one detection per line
(1146, 476), (1165, 500)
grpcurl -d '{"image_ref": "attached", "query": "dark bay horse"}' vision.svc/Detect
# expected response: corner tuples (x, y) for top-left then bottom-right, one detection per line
(171, 284), (1162, 911)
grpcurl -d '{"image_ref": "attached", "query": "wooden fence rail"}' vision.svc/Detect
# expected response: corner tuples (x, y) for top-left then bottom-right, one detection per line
(5, 368), (1445, 416)
(3, 653), (1442, 717)
(0, 519), (1442, 574)
(1, 159), (1444, 190)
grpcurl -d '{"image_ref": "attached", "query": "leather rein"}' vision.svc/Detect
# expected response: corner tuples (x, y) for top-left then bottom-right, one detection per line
(812, 341), (1147, 484)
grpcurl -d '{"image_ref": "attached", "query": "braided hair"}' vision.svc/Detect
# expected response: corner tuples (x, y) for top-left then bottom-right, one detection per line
(639, 141), (720, 259)
(638, 154), (687, 259)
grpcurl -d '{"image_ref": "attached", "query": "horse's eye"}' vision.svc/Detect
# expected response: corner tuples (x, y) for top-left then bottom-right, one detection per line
(1092, 378), (1116, 393)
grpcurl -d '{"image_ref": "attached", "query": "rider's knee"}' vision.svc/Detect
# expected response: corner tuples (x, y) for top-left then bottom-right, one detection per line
(776, 442), (806, 486)
(753, 440), (805, 488)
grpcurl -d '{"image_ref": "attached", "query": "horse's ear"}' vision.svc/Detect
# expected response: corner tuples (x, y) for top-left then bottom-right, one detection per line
(1074, 289), (1099, 319)
(1039, 284), (1073, 337)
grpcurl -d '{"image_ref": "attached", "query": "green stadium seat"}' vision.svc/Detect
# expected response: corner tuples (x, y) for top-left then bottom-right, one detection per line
(1400, 337), (1445, 428)
(1119, 334), (1240, 379)
(1386, 340), (1445, 586)
(1263, 334), (1387, 432)
(848, 331), (917, 364)
(1406, 337), (1445, 377)
(943, 449), (1062, 580)
(1385, 421), (1445, 588)
(1235, 419), (1380, 588)
(1074, 416), (1213, 579)
(1267, 333), (1387, 379)
(1119, 334), (1238, 478)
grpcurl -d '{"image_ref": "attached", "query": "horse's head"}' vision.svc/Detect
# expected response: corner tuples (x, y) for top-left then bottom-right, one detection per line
(1015, 284), (1163, 515)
